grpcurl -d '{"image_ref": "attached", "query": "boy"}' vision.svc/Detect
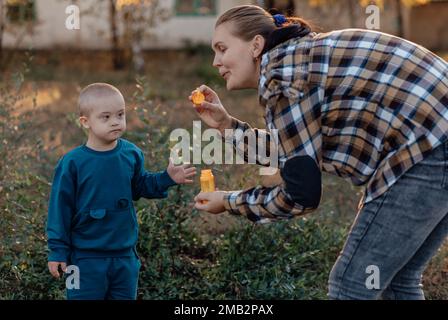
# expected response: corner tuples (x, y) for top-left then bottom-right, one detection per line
(47, 83), (196, 299)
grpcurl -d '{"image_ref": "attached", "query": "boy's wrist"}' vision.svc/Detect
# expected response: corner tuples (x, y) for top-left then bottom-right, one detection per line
(160, 170), (177, 189)
(48, 249), (69, 263)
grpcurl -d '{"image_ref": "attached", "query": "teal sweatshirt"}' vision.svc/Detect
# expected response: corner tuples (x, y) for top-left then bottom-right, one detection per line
(46, 138), (176, 262)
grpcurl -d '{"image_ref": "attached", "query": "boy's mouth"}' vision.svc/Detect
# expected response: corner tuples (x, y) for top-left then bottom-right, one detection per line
(110, 129), (122, 134)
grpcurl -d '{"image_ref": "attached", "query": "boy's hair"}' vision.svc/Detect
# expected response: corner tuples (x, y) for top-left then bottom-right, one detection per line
(78, 83), (124, 116)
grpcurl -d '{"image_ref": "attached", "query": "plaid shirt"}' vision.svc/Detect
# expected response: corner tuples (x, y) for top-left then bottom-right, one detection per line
(223, 29), (448, 223)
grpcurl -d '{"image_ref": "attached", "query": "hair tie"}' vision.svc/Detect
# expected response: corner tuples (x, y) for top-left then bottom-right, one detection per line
(273, 14), (287, 27)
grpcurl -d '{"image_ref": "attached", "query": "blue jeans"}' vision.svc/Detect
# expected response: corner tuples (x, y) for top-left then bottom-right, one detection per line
(328, 140), (448, 300)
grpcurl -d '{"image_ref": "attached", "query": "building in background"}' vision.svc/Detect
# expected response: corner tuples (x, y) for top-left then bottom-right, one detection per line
(1, 0), (248, 50)
(1, 0), (447, 51)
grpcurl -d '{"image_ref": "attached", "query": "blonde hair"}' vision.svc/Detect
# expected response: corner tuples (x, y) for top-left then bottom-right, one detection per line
(78, 83), (124, 116)
(216, 5), (313, 50)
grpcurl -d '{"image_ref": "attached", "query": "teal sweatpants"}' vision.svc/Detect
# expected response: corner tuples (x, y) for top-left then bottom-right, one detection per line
(66, 255), (141, 300)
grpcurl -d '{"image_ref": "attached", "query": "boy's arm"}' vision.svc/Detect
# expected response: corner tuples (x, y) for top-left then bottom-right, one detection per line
(132, 150), (177, 201)
(47, 158), (76, 262)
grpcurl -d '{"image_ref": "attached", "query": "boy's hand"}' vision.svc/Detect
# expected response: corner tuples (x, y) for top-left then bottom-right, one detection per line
(167, 158), (196, 184)
(48, 261), (67, 279)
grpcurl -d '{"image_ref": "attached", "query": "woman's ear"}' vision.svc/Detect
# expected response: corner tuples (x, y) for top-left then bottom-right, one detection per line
(79, 116), (90, 129)
(251, 35), (266, 60)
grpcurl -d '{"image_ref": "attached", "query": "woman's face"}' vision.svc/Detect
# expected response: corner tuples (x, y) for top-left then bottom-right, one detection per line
(212, 22), (262, 90)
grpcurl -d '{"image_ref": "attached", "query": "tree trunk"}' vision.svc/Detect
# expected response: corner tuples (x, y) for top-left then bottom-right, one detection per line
(109, 0), (124, 70)
(347, 0), (358, 28)
(0, 0), (4, 71)
(395, 0), (404, 38)
(130, 9), (144, 75)
(131, 35), (144, 74)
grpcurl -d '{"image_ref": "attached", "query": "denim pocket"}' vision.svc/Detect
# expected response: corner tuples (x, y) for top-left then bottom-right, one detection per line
(348, 187), (391, 243)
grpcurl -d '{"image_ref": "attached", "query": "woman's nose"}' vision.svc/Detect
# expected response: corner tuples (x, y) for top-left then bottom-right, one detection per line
(212, 55), (222, 68)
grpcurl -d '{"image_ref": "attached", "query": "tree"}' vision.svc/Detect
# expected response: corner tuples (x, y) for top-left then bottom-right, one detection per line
(114, 0), (170, 74)
(109, 0), (125, 69)
(81, 0), (169, 73)
(264, 0), (296, 15)
(0, 0), (4, 68)
(0, 0), (37, 71)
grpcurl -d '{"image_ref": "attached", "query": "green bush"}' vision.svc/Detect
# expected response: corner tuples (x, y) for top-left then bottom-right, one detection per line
(0, 61), (65, 299)
(199, 219), (346, 300)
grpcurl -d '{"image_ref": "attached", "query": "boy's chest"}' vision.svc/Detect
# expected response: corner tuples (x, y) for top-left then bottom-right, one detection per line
(76, 155), (136, 193)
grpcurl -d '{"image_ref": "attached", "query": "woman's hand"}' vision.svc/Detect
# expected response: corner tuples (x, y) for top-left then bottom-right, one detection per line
(189, 85), (233, 135)
(194, 191), (228, 214)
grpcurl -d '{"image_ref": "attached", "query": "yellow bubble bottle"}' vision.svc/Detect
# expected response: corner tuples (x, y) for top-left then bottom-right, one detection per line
(200, 169), (215, 203)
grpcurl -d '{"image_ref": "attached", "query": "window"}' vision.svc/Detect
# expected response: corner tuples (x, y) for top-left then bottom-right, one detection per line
(6, 0), (36, 23)
(175, 0), (217, 16)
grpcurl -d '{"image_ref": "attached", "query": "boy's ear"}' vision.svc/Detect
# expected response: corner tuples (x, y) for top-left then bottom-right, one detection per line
(79, 116), (90, 129)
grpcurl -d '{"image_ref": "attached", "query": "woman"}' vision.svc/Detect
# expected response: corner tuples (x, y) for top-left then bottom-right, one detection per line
(190, 5), (448, 299)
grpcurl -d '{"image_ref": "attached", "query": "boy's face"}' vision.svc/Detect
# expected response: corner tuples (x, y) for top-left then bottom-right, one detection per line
(80, 94), (126, 143)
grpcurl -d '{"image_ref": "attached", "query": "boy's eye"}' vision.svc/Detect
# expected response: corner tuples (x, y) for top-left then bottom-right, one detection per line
(102, 115), (109, 120)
